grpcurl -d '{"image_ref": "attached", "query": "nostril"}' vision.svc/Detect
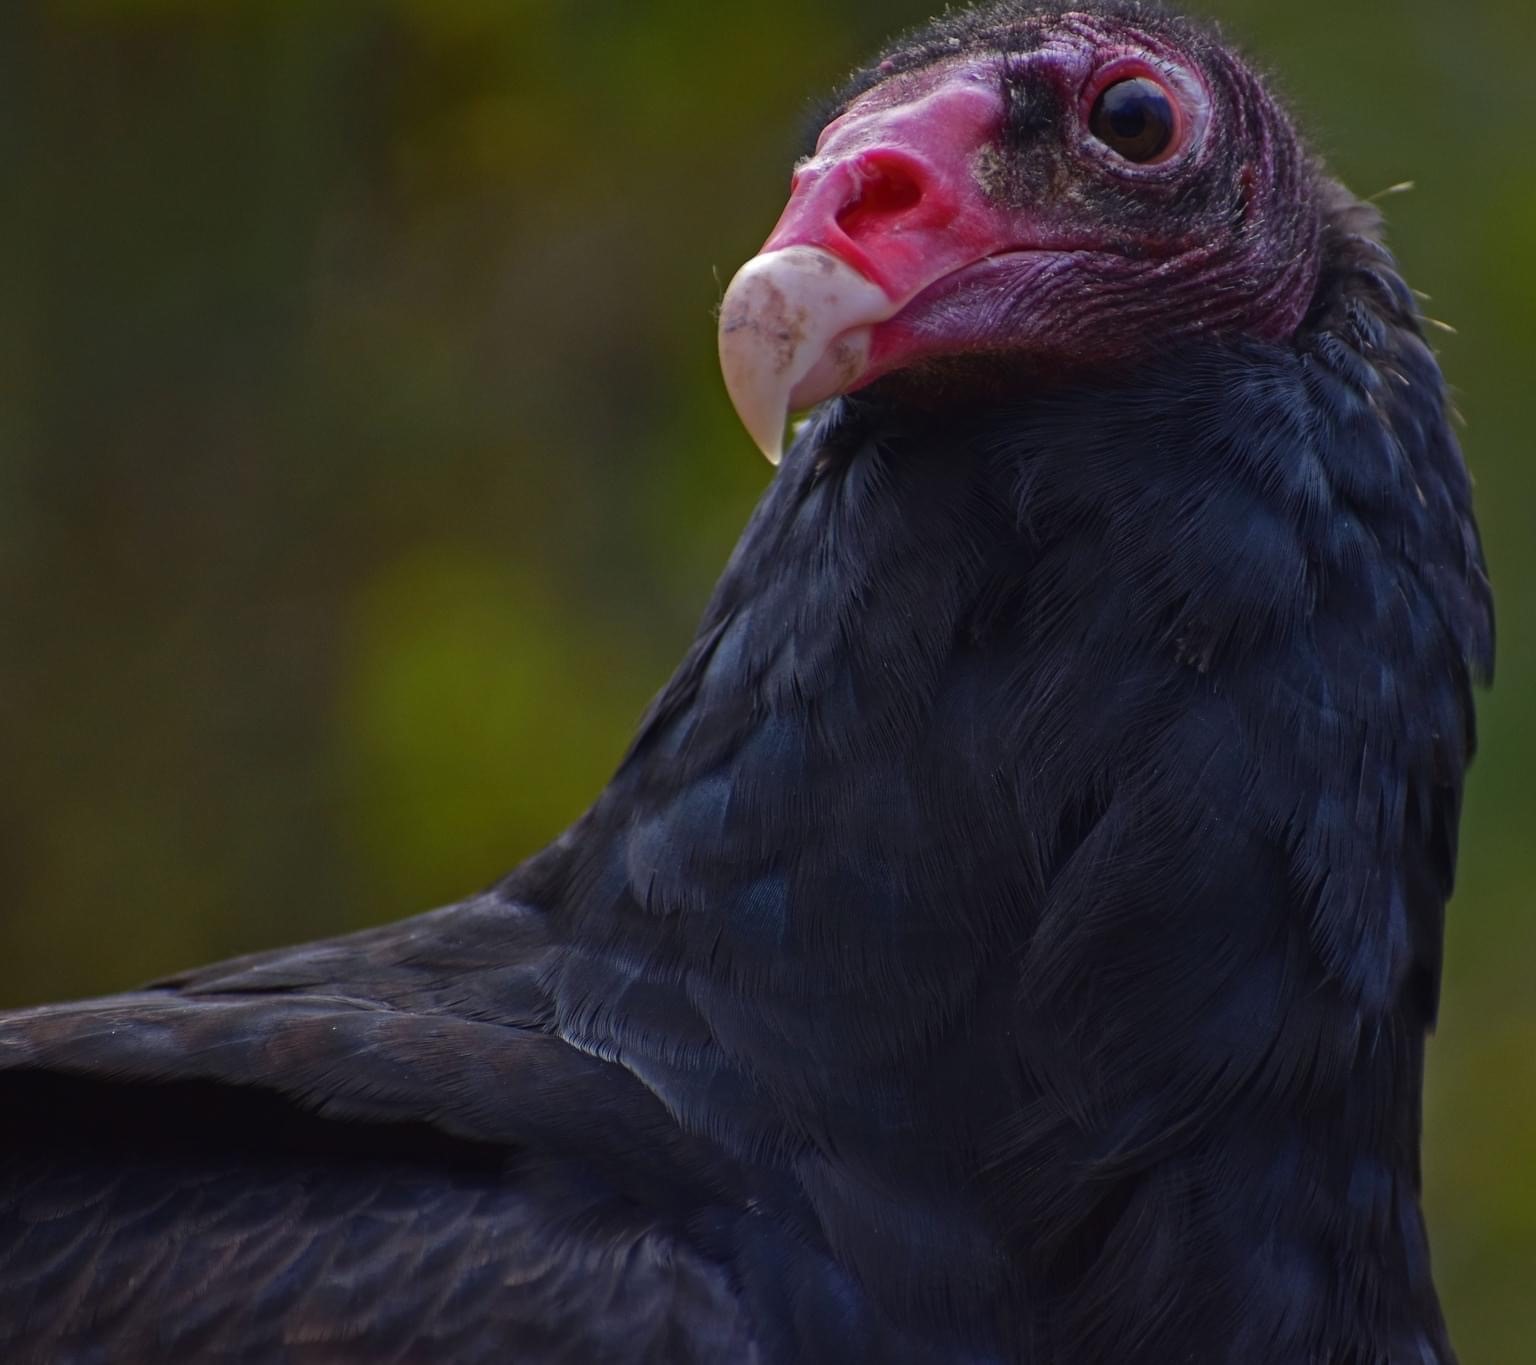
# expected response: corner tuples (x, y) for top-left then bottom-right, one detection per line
(836, 153), (924, 239)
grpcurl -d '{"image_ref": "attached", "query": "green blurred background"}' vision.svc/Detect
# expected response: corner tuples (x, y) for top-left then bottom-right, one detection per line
(1, 0), (1530, 1356)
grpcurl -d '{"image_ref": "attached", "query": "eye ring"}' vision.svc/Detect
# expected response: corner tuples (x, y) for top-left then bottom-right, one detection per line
(1089, 75), (1180, 163)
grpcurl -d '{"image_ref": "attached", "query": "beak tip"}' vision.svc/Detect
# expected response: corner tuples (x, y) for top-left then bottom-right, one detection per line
(744, 409), (786, 466)
(719, 340), (789, 466)
(717, 246), (890, 467)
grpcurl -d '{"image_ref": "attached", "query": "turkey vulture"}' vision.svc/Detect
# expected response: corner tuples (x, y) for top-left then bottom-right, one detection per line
(0, 3), (1492, 1363)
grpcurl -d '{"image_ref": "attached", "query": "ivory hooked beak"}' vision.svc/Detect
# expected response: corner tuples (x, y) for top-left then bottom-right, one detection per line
(717, 246), (896, 464)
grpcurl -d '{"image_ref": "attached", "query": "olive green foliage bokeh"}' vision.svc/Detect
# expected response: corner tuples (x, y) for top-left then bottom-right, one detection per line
(1, 0), (1531, 1356)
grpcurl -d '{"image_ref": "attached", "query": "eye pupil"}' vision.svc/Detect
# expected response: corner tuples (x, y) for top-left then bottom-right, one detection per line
(1109, 105), (1148, 140)
(1089, 77), (1176, 163)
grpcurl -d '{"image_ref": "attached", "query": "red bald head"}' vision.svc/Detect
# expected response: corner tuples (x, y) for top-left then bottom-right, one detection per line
(719, 3), (1323, 460)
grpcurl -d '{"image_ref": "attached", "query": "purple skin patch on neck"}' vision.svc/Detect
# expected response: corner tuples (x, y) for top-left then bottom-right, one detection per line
(761, 14), (1322, 396)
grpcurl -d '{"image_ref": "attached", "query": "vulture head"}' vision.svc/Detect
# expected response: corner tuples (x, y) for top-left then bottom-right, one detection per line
(721, 2), (1323, 460)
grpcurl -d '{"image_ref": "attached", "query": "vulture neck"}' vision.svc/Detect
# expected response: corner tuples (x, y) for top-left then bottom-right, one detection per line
(528, 214), (1487, 1361)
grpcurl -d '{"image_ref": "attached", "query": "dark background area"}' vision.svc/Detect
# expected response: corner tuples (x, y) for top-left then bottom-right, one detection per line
(1, 1), (1530, 1356)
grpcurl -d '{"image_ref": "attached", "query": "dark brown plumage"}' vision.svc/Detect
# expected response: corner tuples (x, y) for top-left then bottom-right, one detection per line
(0, 5), (1490, 1362)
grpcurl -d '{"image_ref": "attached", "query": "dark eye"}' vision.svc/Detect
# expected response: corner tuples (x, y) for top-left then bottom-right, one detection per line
(1089, 77), (1177, 163)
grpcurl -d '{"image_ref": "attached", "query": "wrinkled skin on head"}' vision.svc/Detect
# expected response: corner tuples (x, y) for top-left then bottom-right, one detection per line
(719, 2), (1324, 459)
